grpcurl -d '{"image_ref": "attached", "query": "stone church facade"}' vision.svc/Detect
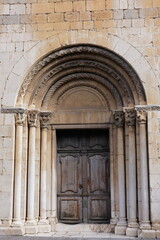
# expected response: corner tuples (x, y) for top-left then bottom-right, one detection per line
(0, 0), (160, 238)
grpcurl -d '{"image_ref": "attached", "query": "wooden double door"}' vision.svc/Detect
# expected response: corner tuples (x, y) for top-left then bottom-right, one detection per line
(57, 129), (110, 223)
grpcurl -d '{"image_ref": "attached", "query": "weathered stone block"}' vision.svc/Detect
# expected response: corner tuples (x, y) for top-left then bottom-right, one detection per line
(124, 10), (139, 19)
(86, 0), (105, 11)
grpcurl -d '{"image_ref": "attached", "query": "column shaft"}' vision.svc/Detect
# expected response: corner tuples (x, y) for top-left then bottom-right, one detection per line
(27, 125), (36, 221)
(126, 109), (138, 237)
(51, 129), (57, 218)
(40, 127), (47, 221)
(114, 111), (126, 235)
(117, 127), (126, 224)
(13, 117), (24, 223)
(128, 125), (137, 224)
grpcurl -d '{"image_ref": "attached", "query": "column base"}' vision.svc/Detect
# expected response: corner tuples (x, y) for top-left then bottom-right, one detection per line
(138, 229), (156, 239)
(115, 218), (127, 235)
(25, 219), (38, 234)
(11, 220), (24, 227)
(0, 226), (25, 235)
(140, 221), (151, 230)
(115, 225), (127, 235)
(38, 224), (51, 233)
(126, 227), (138, 237)
(48, 217), (57, 232)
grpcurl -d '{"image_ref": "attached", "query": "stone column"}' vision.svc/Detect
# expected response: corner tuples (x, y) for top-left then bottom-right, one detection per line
(114, 111), (127, 235)
(26, 110), (38, 225)
(137, 110), (151, 229)
(12, 112), (26, 226)
(39, 112), (52, 225)
(126, 109), (138, 237)
(50, 127), (57, 231)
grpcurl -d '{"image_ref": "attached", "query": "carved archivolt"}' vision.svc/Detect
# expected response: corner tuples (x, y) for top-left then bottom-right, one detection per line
(17, 45), (146, 110)
(42, 73), (122, 109)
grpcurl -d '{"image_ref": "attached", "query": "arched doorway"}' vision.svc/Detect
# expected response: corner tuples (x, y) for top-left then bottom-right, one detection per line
(12, 44), (150, 237)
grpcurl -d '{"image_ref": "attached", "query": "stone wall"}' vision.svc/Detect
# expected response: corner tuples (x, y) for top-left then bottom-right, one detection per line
(0, 0), (160, 237)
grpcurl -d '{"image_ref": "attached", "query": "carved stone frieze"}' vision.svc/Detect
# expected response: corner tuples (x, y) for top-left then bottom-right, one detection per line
(40, 112), (52, 128)
(125, 109), (136, 126)
(15, 113), (26, 126)
(17, 45), (146, 104)
(28, 110), (39, 127)
(113, 111), (125, 128)
(137, 110), (147, 124)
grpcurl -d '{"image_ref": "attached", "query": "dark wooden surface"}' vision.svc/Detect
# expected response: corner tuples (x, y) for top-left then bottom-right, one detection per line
(57, 129), (110, 224)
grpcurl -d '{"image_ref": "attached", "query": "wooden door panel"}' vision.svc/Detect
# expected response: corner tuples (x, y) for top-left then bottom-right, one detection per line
(57, 129), (110, 223)
(57, 131), (80, 151)
(87, 131), (109, 150)
(88, 154), (109, 194)
(58, 197), (82, 223)
(58, 154), (80, 193)
(88, 197), (110, 222)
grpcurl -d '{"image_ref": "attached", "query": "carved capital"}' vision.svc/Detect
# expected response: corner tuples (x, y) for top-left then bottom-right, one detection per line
(137, 110), (147, 124)
(113, 111), (125, 128)
(40, 112), (52, 128)
(15, 113), (26, 126)
(125, 109), (136, 126)
(28, 110), (39, 127)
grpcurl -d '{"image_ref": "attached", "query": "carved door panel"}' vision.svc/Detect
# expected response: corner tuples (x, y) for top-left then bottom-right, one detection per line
(57, 130), (110, 223)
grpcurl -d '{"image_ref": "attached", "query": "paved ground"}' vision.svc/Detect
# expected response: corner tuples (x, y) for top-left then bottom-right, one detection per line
(0, 238), (138, 240)
(0, 232), (138, 240)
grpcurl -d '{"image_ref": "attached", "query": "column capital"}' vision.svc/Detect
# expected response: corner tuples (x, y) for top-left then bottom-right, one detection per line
(28, 110), (39, 127)
(125, 109), (136, 126)
(15, 112), (26, 126)
(40, 112), (52, 128)
(113, 111), (125, 128)
(136, 110), (147, 124)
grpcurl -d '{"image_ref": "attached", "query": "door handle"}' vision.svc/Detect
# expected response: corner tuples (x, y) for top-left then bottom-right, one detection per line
(79, 184), (83, 189)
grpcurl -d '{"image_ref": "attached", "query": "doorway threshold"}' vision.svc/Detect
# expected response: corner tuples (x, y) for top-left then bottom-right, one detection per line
(25, 223), (137, 239)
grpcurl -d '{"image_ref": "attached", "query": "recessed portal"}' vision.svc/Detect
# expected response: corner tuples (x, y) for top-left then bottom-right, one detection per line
(57, 129), (110, 223)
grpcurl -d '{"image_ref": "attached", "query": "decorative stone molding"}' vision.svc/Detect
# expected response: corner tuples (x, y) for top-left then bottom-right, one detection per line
(15, 113), (26, 126)
(33, 61), (131, 104)
(137, 110), (147, 124)
(1, 108), (26, 114)
(17, 45), (146, 104)
(113, 111), (125, 128)
(40, 112), (52, 128)
(28, 110), (39, 127)
(42, 73), (122, 109)
(135, 105), (160, 111)
(125, 109), (136, 126)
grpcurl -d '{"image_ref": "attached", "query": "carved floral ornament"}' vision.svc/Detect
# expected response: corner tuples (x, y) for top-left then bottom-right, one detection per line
(125, 109), (136, 126)
(113, 108), (148, 126)
(40, 112), (52, 128)
(28, 110), (39, 127)
(113, 111), (125, 128)
(136, 110), (147, 124)
(15, 112), (26, 126)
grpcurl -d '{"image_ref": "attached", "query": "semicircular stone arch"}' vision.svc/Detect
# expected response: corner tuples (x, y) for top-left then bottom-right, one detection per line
(1, 31), (159, 108)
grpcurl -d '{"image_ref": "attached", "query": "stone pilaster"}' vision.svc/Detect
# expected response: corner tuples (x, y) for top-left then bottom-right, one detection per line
(113, 111), (127, 235)
(125, 109), (138, 237)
